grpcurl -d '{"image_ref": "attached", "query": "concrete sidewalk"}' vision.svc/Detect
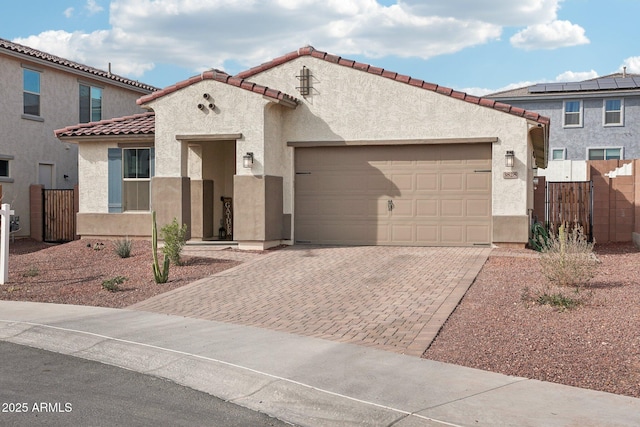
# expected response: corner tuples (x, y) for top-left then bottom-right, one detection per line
(1, 301), (638, 427)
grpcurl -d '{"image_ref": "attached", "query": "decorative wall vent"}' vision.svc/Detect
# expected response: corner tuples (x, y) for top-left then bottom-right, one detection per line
(296, 66), (311, 96)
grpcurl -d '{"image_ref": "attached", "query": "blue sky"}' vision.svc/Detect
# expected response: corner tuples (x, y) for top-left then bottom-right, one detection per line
(2, 0), (639, 95)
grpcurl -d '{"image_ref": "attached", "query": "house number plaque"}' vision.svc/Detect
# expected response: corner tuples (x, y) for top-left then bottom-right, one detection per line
(503, 171), (518, 179)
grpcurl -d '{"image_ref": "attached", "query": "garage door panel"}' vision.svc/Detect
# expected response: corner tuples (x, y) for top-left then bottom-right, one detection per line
(416, 173), (438, 191)
(467, 225), (491, 242)
(416, 199), (438, 217)
(440, 174), (464, 191)
(441, 199), (464, 217)
(466, 173), (491, 192)
(441, 226), (464, 244)
(391, 199), (413, 217)
(389, 173), (413, 192)
(466, 199), (491, 217)
(295, 144), (491, 246)
(416, 225), (438, 244)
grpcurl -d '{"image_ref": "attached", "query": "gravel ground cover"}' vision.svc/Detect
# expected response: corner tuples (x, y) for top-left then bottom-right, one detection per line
(3, 239), (241, 308)
(3, 238), (639, 398)
(424, 243), (640, 399)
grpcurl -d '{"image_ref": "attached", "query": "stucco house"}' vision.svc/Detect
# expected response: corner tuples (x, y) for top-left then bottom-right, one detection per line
(0, 37), (157, 238)
(56, 46), (549, 249)
(487, 72), (640, 181)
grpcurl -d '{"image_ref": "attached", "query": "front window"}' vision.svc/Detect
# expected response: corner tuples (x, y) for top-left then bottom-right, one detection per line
(123, 148), (151, 211)
(563, 100), (582, 127)
(79, 84), (102, 123)
(0, 155), (14, 182)
(23, 68), (41, 116)
(551, 148), (566, 161)
(0, 160), (8, 177)
(603, 99), (623, 126)
(588, 148), (622, 160)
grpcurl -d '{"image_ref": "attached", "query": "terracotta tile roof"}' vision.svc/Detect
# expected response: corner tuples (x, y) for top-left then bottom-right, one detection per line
(55, 112), (155, 138)
(137, 69), (299, 107)
(236, 46), (550, 126)
(0, 37), (158, 93)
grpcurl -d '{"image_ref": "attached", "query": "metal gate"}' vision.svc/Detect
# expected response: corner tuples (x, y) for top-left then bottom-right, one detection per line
(43, 189), (76, 242)
(546, 181), (593, 240)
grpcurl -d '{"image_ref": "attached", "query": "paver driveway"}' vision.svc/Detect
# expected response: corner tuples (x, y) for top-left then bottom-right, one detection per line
(129, 246), (490, 356)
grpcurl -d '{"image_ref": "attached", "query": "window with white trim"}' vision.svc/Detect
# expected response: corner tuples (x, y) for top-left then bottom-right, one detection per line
(551, 148), (566, 160)
(108, 147), (154, 212)
(79, 84), (102, 123)
(563, 100), (582, 127)
(0, 160), (8, 177)
(23, 68), (41, 116)
(0, 155), (14, 182)
(587, 147), (622, 160)
(603, 99), (624, 126)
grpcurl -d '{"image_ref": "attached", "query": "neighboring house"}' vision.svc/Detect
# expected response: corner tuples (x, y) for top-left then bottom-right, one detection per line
(487, 72), (640, 181)
(56, 46), (549, 249)
(0, 37), (157, 238)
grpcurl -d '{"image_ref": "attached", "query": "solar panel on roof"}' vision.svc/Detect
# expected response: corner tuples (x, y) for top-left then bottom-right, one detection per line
(580, 81), (599, 90)
(597, 78), (617, 89)
(528, 85), (546, 93)
(546, 85), (565, 92)
(563, 83), (582, 91)
(615, 79), (636, 88)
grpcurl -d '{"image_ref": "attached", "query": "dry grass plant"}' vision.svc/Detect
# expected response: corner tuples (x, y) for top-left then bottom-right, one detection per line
(525, 223), (598, 310)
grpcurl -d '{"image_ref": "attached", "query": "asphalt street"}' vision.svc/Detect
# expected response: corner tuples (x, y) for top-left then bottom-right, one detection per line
(0, 341), (291, 427)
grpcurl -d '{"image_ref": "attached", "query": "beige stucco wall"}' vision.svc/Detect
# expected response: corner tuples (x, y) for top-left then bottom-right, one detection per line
(146, 81), (271, 178)
(0, 52), (148, 237)
(245, 56), (535, 235)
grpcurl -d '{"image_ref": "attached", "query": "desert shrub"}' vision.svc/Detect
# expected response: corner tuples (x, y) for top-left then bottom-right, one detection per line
(160, 218), (188, 266)
(102, 276), (127, 292)
(114, 237), (132, 258)
(539, 223), (598, 288)
(522, 286), (586, 311)
(528, 221), (549, 252)
(23, 265), (39, 277)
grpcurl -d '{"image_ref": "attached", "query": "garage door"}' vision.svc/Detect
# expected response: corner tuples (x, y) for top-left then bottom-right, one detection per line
(294, 143), (492, 246)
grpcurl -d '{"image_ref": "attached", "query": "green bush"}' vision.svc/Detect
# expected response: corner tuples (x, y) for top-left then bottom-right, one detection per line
(160, 218), (188, 266)
(102, 276), (127, 292)
(114, 238), (132, 258)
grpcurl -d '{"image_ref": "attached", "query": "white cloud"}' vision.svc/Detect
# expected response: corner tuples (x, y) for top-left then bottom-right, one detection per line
(12, 0), (589, 84)
(510, 20), (589, 50)
(14, 30), (155, 78)
(86, 0), (104, 15)
(401, 0), (562, 26)
(64, 7), (74, 18)
(554, 70), (598, 82)
(621, 57), (640, 74)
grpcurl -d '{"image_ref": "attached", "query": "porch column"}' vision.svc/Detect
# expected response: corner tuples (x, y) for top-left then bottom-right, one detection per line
(151, 177), (191, 240)
(233, 175), (283, 250)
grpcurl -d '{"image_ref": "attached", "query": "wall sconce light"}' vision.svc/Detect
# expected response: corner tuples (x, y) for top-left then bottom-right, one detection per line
(243, 152), (254, 169)
(533, 176), (539, 186)
(505, 150), (515, 168)
(63, 174), (69, 180)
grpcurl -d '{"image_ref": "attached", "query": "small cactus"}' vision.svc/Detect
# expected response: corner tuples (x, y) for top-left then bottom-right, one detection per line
(151, 211), (170, 284)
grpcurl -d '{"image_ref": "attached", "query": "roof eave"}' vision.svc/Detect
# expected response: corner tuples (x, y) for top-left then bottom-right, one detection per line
(1, 48), (156, 94)
(57, 134), (155, 144)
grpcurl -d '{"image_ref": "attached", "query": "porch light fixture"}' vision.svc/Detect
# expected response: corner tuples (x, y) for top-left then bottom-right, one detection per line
(243, 152), (254, 168)
(505, 150), (515, 168)
(533, 176), (539, 186)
